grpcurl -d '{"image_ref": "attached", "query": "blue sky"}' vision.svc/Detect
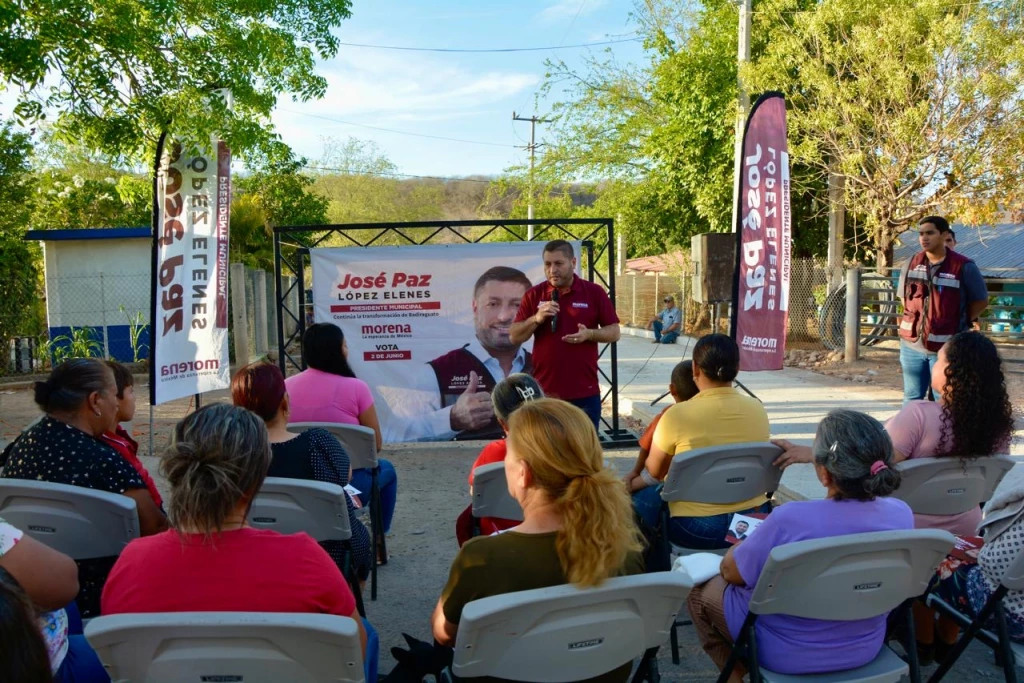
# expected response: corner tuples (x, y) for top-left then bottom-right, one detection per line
(272, 0), (645, 178)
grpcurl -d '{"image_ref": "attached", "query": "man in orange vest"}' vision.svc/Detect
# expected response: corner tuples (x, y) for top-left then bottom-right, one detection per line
(897, 216), (988, 403)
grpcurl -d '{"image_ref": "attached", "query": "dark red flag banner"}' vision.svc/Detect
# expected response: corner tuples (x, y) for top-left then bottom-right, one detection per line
(731, 92), (792, 371)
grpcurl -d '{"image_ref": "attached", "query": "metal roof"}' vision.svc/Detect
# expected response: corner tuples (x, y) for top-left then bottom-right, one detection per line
(23, 227), (150, 241)
(893, 223), (1024, 277)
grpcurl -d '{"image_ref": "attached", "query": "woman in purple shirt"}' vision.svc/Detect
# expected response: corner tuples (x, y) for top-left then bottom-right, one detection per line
(688, 409), (913, 680)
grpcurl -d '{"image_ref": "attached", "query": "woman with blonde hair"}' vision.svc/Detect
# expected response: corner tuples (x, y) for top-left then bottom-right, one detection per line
(418, 399), (643, 681)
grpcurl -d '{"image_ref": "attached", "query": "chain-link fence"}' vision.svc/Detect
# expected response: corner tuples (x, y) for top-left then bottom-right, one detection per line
(4, 265), (288, 378)
(616, 256), (831, 347)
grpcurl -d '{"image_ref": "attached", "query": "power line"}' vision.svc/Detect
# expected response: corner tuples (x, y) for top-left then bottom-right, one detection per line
(278, 109), (516, 148)
(303, 164), (495, 184)
(336, 37), (639, 53)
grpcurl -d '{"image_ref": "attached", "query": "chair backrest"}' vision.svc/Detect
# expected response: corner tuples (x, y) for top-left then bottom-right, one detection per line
(660, 442), (783, 506)
(748, 529), (955, 620)
(892, 455), (1016, 516)
(471, 462), (524, 522)
(452, 572), (691, 682)
(84, 611), (365, 683)
(0, 478), (139, 559)
(249, 477), (351, 543)
(287, 422), (377, 470)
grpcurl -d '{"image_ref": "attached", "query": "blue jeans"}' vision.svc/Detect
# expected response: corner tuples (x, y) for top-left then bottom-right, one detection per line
(363, 618), (380, 683)
(567, 395), (602, 432)
(651, 320), (679, 344)
(899, 340), (938, 403)
(56, 601), (110, 682)
(351, 458), (397, 534)
(631, 485), (772, 550)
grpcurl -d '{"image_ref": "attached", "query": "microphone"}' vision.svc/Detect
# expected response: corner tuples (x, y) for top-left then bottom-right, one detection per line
(550, 289), (559, 333)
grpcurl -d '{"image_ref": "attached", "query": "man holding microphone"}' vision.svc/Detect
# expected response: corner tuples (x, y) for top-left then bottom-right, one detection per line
(510, 239), (620, 431)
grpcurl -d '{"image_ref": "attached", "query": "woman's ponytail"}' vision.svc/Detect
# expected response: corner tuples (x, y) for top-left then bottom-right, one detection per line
(507, 399), (644, 588)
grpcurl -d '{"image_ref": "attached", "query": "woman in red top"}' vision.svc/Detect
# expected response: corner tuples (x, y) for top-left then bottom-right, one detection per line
(101, 404), (377, 680)
(456, 374), (543, 544)
(99, 361), (163, 509)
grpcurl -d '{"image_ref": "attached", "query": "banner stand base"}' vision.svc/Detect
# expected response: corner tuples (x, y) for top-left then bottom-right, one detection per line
(599, 428), (640, 450)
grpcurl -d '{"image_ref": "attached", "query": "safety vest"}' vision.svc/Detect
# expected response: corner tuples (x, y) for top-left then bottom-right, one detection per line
(899, 249), (970, 352)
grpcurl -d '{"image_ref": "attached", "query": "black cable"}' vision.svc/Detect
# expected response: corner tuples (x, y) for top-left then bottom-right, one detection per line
(335, 37), (639, 53)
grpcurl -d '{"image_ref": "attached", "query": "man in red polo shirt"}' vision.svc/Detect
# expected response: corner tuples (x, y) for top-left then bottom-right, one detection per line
(510, 239), (620, 430)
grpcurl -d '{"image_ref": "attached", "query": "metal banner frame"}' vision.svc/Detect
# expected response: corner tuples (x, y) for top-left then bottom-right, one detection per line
(272, 218), (636, 446)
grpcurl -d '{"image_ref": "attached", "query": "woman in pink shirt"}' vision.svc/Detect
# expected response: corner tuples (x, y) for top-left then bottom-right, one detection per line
(285, 323), (398, 537)
(883, 331), (1014, 535)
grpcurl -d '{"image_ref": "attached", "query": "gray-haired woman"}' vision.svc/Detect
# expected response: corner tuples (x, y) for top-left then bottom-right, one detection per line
(100, 403), (378, 679)
(456, 374), (543, 544)
(687, 409), (913, 681)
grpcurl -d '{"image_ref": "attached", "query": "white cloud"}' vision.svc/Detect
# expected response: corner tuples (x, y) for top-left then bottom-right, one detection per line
(538, 0), (607, 23)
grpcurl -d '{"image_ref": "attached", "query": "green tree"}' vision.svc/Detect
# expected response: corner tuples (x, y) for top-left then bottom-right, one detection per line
(3, 0), (352, 161)
(746, 0), (1024, 267)
(537, 0), (826, 258)
(0, 123), (43, 356)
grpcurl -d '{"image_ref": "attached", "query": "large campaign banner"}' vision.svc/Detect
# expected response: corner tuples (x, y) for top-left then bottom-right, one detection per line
(150, 138), (231, 404)
(311, 242), (579, 443)
(732, 92), (792, 371)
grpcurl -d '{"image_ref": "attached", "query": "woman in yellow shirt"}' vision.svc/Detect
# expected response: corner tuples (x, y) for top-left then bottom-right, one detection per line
(630, 334), (771, 549)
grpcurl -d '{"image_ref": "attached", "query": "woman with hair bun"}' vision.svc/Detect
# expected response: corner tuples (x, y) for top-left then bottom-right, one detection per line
(688, 409), (912, 680)
(630, 334), (772, 550)
(429, 399), (644, 679)
(101, 403), (377, 679)
(1, 359), (167, 616)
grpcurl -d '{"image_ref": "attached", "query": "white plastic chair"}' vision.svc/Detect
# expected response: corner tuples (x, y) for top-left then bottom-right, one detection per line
(470, 461), (524, 535)
(892, 455), (1015, 516)
(84, 611), (365, 683)
(0, 478), (139, 558)
(287, 421), (387, 600)
(658, 442), (783, 663)
(442, 572), (692, 683)
(720, 528), (955, 683)
(250, 477), (363, 615)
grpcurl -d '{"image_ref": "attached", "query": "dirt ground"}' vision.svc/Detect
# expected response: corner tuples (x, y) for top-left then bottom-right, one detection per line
(0, 378), (1019, 680)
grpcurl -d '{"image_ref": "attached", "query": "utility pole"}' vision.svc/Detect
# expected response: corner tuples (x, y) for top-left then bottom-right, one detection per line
(730, 0), (752, 235)
(513, 112), (550, 240)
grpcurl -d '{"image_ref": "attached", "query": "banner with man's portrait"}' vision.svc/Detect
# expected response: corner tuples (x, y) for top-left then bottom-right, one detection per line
(310, 242), (580, 443)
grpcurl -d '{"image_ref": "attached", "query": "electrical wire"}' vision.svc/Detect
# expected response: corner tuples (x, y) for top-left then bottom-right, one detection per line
(278, 109), (516, 149)
(335, 37), (640, 53)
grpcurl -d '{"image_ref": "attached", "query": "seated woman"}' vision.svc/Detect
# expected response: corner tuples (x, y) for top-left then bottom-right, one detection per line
(775, 331), (1014, 536)
(101, 404), (378, 681)
(0, 358), (167, 616)
(285, 322), (398, 543)
(431, 399), (644, 681)
(688, 409), (911, 680)
(630, 334), (771, 550)
(0, 517), (108, 682)
(623, 360), (699, 492)
(455, 373), (544, 543)
(100, 360), (164, 510)
(232, 361), (373, 587)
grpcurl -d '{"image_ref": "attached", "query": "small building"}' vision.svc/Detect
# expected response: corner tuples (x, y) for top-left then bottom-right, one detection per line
(24, 227), (151, 363)
(893, 222), (1024, 278)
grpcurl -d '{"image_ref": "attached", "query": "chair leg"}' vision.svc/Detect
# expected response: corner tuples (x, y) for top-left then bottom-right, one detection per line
(928, 586), (1009, 683)
(659, 504), (671, 572)
(630, 647), (660, 683)
(994, 602), (1018, 683)
(369, 467), (384, 601)
(746, 628), (762, 683)
(670, 620), (680, 665)
(903, 600), (921, 683)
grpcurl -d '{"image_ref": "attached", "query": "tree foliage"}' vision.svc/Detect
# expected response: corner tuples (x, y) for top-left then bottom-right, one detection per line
(746, 0), (1024, 266)
(2, 0), (353, 162)
(0, 123), (42, 351)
